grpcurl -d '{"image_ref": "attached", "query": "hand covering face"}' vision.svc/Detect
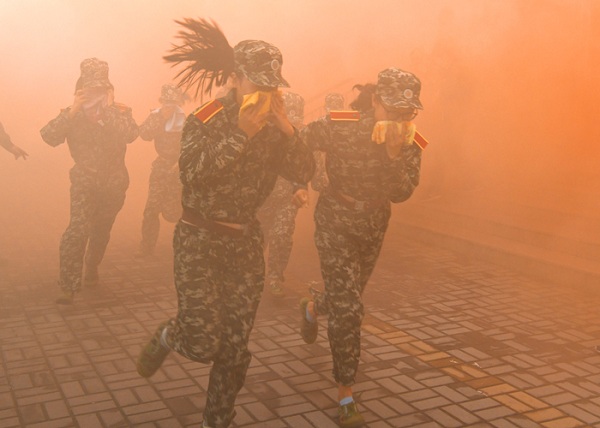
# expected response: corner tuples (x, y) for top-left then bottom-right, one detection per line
(371, 120), (416, 146)
(239, 90), (281, 130)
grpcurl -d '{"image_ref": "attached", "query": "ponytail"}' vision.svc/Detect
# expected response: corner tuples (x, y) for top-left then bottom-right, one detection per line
(349, 83), (376, 112)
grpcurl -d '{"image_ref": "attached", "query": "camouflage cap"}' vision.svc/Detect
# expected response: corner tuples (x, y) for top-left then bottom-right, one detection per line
(79, 57), (112, 89)
(375, 67), (423, 110)
(233, 40), (290, 88)
(324, 93), (345, 112)
(282, 92), (304, 126)
(159, 84), (185, 105)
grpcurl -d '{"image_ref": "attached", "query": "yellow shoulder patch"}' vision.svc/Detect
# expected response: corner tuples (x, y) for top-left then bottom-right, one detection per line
(193, 100), (224, 124)
(329, 110), (360, 122)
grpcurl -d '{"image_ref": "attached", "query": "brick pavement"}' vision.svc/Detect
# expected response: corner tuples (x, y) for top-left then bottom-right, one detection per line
(2, 209), (600, 427)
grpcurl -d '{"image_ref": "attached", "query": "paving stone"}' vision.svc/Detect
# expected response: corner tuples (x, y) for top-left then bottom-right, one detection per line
(3, 210), (600, 427)
(558, 403), (600, 425)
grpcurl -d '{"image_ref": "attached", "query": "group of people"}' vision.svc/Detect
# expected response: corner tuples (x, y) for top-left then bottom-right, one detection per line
(7, 17), (427, 428)
(134, 19), (425, 428)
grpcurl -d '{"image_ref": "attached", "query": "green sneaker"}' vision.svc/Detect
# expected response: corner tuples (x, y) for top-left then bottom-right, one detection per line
(338, 402), (365, 428)
(299, 298), (318, 344)
(137, 320), (172, 378)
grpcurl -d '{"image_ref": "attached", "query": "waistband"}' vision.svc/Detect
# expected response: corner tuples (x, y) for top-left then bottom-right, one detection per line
(330, 189), (387, 211)
(181, 208), (247, 238)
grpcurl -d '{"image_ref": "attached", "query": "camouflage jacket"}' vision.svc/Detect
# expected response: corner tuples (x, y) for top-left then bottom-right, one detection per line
(302, 110), (421, 203)
(40, 104), (138, 172)
(179, 89), (315, 224)
(139, 111), (181, 162)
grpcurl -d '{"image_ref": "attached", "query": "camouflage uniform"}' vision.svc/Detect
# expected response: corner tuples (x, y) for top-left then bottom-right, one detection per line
(310, 93), (345, 194)
(138, 85), (185, 254)
(301, 69), (423, 387)
(164, 88), (314, 426)
(257, 176), (301, 290)
(40, 58), (138, 295)
(257, 92), (305, 292)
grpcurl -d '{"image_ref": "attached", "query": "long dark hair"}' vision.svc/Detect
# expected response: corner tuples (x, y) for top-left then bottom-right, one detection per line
(163, 18), (235, 99)
(349, 83), (376, 112)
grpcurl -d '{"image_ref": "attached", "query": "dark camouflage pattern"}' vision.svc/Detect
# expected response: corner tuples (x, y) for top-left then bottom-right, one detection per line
(324, 92), (345, 112)
(233, 40), (290, 88)
(310, 151), (329, 193)
(301, 110), (422, 386)
(169, 221), (263, 428)
(138, 111), (182, 253)
(164, 88), (314, 426)
(257, 176), (299, 288)
(40, 103), (138, 293)
(282, 92), (304, 127)
(257, 91), (306, 290)
(376, 67), (423, 110)
(311, 93), (347, 193)
(78, 57), (112, 89)
(158, 83), (185, 105)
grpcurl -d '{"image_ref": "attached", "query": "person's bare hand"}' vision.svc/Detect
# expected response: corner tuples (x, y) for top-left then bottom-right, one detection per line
(385, 122), (403, 159)
(292, 188), (309, 208)
(269, 92), (294, 137)
(10, 145), (28, 160)
(69, 89), (88, 116)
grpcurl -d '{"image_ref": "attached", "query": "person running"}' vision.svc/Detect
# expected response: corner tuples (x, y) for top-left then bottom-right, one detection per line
(40, 58), (138, 304)
(136, 84), (187, 257)
(136, 18), (314, 428)
(300, 68), (427, 427)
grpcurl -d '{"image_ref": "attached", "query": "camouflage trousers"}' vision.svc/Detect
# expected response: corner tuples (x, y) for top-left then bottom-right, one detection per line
(165, 220), (264, 427)
(59, 166), (128, 293)
(313, 192), (390, 386)
(257, 177), (299, 286)
(139, 157), (181, 252)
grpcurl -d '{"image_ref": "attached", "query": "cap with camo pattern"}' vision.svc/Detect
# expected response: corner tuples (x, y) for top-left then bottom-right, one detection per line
(376, 67), (423, 110)
(282, 92), (304, 126)
(79, 58), (112, 89)
(233, 40), (290, 88)
(324, 93), (345, 112)
(159, 84), (185, 105)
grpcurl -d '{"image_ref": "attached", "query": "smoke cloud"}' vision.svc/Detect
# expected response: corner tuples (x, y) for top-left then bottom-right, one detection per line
(1, 0), (599, 271)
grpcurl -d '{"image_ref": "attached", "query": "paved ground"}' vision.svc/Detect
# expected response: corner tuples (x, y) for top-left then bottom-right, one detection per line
(2, 206), (600, 428)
